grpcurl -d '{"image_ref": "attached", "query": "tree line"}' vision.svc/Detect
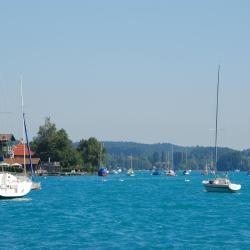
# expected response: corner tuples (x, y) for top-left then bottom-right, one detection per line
(31, 118), (105, 172)
(31, 118), (250, 172)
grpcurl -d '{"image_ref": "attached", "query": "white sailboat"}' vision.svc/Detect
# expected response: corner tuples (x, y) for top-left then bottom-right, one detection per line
(201, 161), (209, 175)
(127, 154), (134, 176)
(166, 145), (176, 176)
(183, 149), (191, 175)
(0, 77), (40, 199)
(202, 66), (241, 193)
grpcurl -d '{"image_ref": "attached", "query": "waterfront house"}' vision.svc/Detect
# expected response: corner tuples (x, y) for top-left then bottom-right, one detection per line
(0, 134), (41, 172)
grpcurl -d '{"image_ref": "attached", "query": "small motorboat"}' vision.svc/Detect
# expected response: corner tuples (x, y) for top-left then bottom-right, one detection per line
(203, 177), (241, 193)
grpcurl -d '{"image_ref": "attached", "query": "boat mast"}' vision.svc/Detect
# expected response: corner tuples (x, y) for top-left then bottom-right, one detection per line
(100, 143), (102, 167)
(215, 65), (220, 171)
(130, 154), (132, 169)
(20, 75), (26, 176)
(185, 148), (188, 168)
(21, 77), (35, 180)
(172, 145), (174, 171)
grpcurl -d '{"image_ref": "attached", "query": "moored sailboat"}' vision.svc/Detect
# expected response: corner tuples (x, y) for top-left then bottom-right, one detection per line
(202, 66), (241, 193)
(152, 166), (161, 175)
(0, 77), (40, 199)
(183, 149), (190, 175)
(98, 143), (108, 176)
(127, 154), (134, 176)
(201, 161), (209, 175)
(166, 145), (176, 176)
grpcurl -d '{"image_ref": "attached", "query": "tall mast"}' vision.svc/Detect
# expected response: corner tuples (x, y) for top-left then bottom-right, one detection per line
(130, 154), (132, 169)
(21, 76), (35, 180)
(185, 148), (188, 167)
(215, 65), (220, 171)
(172, 145), (174, 170)
(100, 143), (102, 167)
(20, 75), (26, 175)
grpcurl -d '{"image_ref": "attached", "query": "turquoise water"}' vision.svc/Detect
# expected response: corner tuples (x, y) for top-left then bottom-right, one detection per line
(1, 172), (250, 250)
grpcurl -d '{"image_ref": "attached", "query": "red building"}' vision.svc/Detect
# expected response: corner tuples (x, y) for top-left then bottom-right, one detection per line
(0, 139), (41, 171)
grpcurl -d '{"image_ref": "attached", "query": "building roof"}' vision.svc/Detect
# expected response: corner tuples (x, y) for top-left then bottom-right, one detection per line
(0, 134), (16, 141)
(4, 157), (41, 166)
(13, 143), (35, 157)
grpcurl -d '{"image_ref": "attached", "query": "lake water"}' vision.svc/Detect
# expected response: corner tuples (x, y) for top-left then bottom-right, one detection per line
(1, 172), (250, 250)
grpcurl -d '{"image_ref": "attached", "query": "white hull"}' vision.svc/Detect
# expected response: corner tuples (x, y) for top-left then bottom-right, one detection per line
(0, 172), (32, 199)
(203, 180), (241, 193)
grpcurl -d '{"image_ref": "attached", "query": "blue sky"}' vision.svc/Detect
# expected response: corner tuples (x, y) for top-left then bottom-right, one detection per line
(0, 0), (250, 149)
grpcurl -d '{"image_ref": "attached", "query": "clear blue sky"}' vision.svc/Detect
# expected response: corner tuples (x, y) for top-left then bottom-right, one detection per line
(0, 0), (249, 150)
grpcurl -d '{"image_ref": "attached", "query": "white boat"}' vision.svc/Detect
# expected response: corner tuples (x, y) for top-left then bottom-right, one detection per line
(166, 169), (176, 176)
(0, 77), (40, 199)
(127, 154), (134, 176)
(201, 162), (209, 175)
(203, 66), (241, 193)
(0, 172), (33, 198)
(166, 145), (176, 176)
(183, 149), (190, 175)
(203, 178), (241, 193)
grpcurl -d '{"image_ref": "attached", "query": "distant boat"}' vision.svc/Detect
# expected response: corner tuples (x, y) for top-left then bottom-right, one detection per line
(127, 154), (134, 176)
(210, 169), (216, 175)
(98, 167), (108, 177)
(98, 143), (108, 177)
(183, 170), (191, 175)
(202, 66), (241, 193)
(183, 150), (190, 175)
(111, 169), (118, 174)
(167, 169), (176, 176)
(152, 167), (161, 175)
(201, 162), (209, 175)
(166, 145), (176, 176)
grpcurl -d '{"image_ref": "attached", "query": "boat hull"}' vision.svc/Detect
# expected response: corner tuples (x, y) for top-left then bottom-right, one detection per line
(203, 181), (241, 193)
(0, 173), (32, 199)
(152, 171), (161, 175)
(98, 168), (108, 177)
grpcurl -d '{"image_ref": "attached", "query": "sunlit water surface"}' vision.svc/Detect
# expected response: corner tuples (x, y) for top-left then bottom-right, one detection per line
(1, 172), (250, 250)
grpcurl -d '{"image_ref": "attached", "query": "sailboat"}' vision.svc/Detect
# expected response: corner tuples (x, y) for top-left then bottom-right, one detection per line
(127, 154), (134, 176)
(166, 145), (176, 176)
(98, 143), (108, 176)
(202, 66), (241, 193)
(201, 161), (209, 175)
(0, 77), (40, 199)
(152, 166), (161, 175)
(183, 149), (191, 175)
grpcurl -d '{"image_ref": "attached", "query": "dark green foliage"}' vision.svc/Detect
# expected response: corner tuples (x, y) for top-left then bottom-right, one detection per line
(77, 137), (106, 171)
(31, 117), (82, 170)
(103, 141), (250, 171)
(152, 152), (160, 164)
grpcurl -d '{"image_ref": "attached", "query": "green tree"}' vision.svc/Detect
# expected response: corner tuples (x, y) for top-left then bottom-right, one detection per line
(77, 137), (106, 171)
(31, 117), (82, 169)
